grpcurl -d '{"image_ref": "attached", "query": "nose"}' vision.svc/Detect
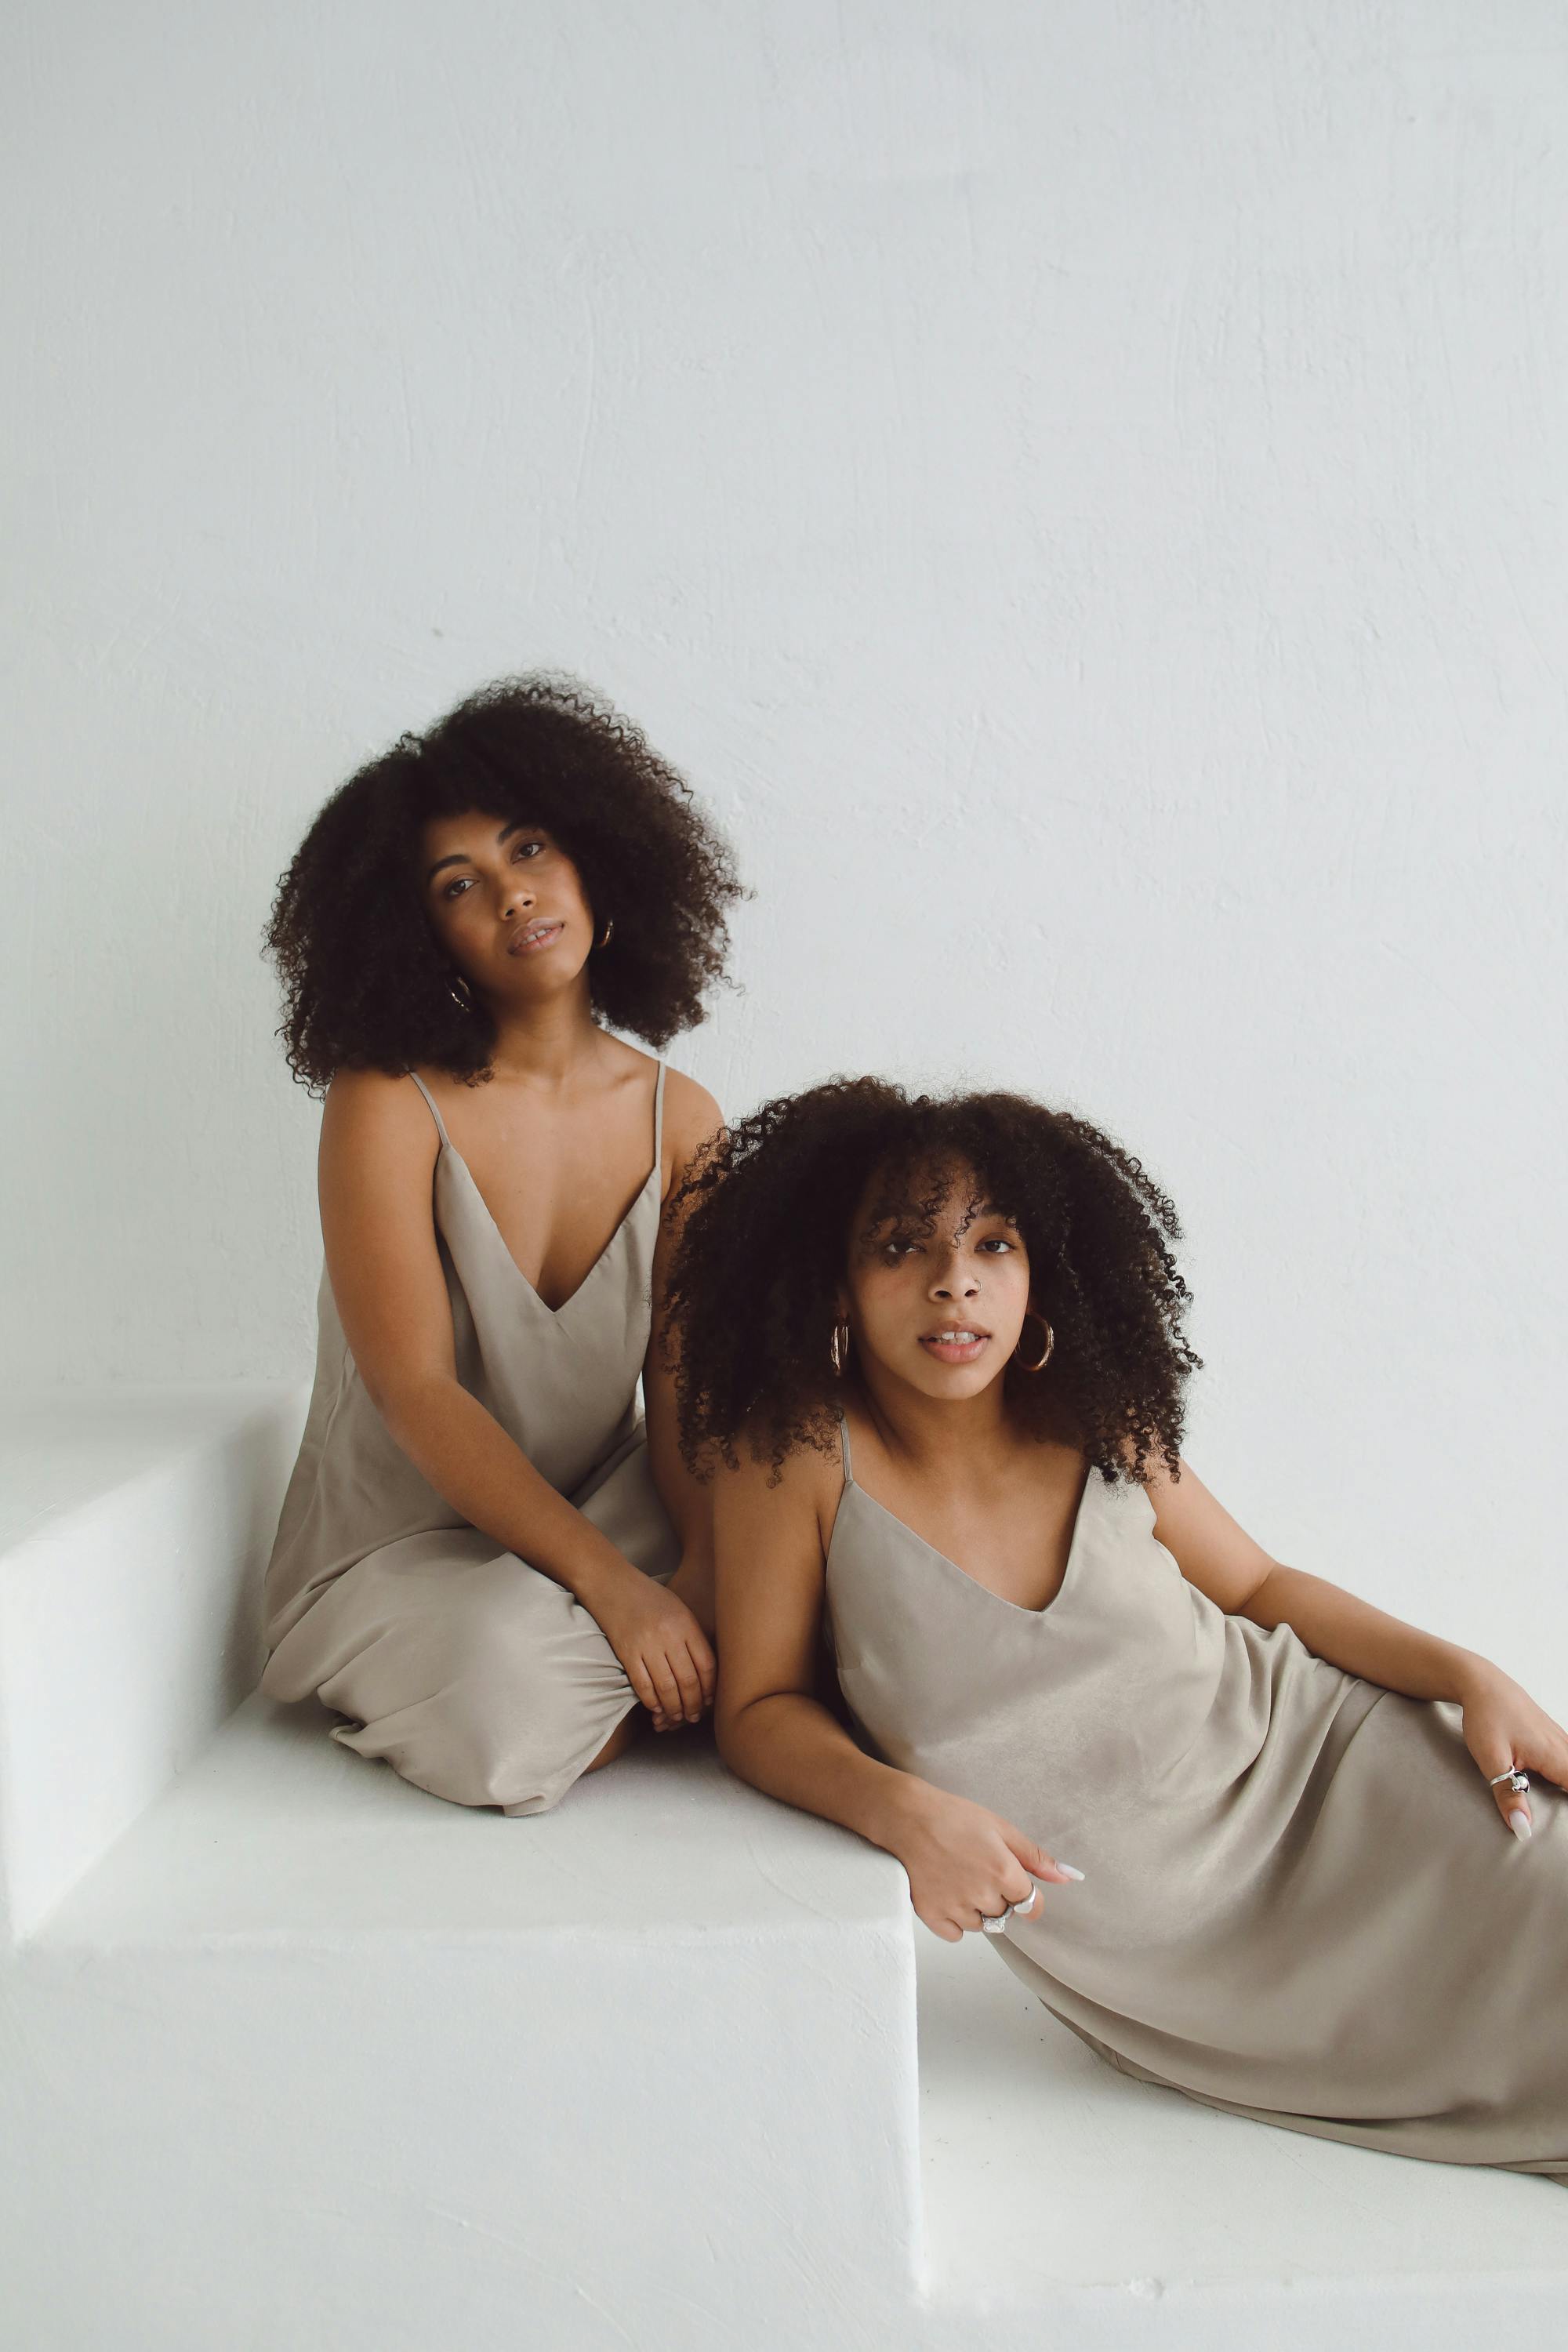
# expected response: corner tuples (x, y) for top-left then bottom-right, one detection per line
(497, 868), (535, 918)
(929, 1248), (979, 1301)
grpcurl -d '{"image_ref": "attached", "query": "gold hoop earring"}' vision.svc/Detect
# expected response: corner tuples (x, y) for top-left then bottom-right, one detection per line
(448, 972), (475, 1014)
(595, 916), (615, 950)
(1014, 1309), (1054, 1373)
(829, 1319), (851, 1377)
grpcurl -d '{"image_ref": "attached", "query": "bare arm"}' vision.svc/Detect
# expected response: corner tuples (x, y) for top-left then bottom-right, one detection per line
(318, 1068), (713, 1725)
(1143, 1457), (1481, 1702)
(1145, 1455), (1568, 1832)
(641, 1070), (725, 1584)
(714, 1443), (1082, 1936)
(712, 1443), (912, 1842)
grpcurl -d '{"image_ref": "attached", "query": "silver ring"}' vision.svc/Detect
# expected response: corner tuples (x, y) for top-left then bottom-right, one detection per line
(980, 1896), (1036, 1934)
(1489, 1766), (1530, 1794)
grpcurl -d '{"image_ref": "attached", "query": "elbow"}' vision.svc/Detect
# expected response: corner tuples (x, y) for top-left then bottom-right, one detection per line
(369, 1365), (458, 1454)
(1240, 1559), (1295, 1626)
(714, 1694), (769, 1784)
(713, 1701), (747, 1775)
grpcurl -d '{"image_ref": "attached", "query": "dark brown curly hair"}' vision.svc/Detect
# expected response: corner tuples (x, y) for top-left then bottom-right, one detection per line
(662, 1078), (1202, 1489)
(263, 675), (746, 1090)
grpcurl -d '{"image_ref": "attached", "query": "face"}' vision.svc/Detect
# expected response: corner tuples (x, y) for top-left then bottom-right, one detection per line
(419, 811), (597, 1001)
(839, 1156), (1036, 1400)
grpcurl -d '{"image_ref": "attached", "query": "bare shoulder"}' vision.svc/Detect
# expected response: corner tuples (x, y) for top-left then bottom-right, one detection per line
(656, 1062), (724, 1178)
(1136, 1450), (1280, 1613)
(713, 1413), (841, 1558)
(320, 1065), (440, 1167)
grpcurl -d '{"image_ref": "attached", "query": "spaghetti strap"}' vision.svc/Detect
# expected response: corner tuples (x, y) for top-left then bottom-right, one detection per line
(407, 1071), (452, 1151)
(837, 1405), (854, 1484)
(652, 1059), (667, 1170)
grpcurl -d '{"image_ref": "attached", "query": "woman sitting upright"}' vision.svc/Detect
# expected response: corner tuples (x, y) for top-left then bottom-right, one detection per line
(260, 676), (742, 1813)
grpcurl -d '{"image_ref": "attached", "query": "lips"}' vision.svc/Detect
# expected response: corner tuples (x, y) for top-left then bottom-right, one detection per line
(918, 1327), (991, 1363)
(506, 920), (562, 956)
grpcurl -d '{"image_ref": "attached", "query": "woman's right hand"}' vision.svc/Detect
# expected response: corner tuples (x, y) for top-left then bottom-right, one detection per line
(580, 1559), (717, 1730)
(887, 1782), (1084, 1940)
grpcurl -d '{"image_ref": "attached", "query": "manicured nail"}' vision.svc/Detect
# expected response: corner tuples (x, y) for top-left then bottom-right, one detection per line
(1509, 1809), (1532, 1842)
(1055, 1862), (1086, 1881)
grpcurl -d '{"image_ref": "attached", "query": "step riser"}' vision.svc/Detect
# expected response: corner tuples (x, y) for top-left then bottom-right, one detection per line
(0, 1393), (303, 1940)
(3, 1930), (923, 2347)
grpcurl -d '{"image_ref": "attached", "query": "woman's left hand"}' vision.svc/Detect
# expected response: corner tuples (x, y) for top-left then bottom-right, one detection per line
(1457, 1658), (1568, 1840)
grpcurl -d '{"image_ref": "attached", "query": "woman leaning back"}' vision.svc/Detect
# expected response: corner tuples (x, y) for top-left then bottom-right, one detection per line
(260, 677), (742, 1814)
(663, 1079), (1568, 2186)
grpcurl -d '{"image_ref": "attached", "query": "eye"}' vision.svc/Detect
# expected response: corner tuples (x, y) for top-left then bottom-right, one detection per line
(513, 837), (546, 860)
(881, 1236), (920, 1261)
(978, 1236), (1015, 1254)
(441, 876), (472, 901)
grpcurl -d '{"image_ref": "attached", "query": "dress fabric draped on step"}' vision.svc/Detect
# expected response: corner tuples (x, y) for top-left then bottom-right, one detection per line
(260, 1062), (679, 1815)
(824, 1410), (1568, 2187)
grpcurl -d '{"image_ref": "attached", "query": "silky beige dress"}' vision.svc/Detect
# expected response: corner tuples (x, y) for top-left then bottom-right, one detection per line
(826, 1408), (1568, 2186)
(261, 1060), (680, 1814)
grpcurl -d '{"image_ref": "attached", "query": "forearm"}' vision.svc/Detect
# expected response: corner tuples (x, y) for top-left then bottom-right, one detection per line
(718, 1690), (924, 1853)
(381, 1371), (630, 1602)
(1243, 1564), (1483, 1703)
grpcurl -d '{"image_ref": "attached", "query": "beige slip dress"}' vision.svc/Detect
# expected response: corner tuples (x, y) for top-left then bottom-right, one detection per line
(260, 1058), (681, 1815)
(825, 1407), (1568, 2186)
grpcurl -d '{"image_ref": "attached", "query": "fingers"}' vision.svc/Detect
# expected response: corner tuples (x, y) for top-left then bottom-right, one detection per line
(662, 1647), (701, 1724)
(626, 1656), (662, 1719)
(1004, 1826), (1087, 1888)
(648, 1656), (684, 1728)
(1473, 1733), (1534, 1839)
(691, 1630), (717, 1711)
(643, 1640), (717, 1733)
(1485, 1757), (1534, 1841)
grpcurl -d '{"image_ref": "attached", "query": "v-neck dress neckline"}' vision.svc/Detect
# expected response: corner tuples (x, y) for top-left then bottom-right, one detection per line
(818, 1394), (1568, 2193)
(828, 1404), (1096, 1623)
(408, 1059), (666, 1319)
(262, 1054), (673, 1650)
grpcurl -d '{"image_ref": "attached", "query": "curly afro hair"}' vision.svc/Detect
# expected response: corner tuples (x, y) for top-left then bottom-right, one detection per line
(263, 675), (746, 1090)
(662, 1077), (1203, 1489)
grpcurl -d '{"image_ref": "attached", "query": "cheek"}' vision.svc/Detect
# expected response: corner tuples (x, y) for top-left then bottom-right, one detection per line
(850, 1268), (919, 1335)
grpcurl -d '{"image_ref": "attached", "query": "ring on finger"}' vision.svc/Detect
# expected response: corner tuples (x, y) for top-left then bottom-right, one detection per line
(1490, 1766), (1530, 1794)
(980, 1898), (1035, 1935)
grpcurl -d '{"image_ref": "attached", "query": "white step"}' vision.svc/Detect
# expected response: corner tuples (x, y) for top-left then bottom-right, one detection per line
(0, 1386), (922, 2351)
(0, 1381), (307, 1938)
(10, 1699), (919, 2351)
(3, 1388), (1566, 2351)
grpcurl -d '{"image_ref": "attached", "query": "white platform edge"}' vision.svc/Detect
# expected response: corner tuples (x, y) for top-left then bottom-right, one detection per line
(0, 1382), (306, 1940)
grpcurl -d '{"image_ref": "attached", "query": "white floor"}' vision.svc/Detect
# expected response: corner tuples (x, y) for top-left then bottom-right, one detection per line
(917, 1928), (1568, 2300)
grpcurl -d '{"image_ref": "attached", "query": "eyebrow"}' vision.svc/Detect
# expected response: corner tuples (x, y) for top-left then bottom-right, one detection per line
(865, 1200), (1018, 1234)
(425, 820), (528, 884)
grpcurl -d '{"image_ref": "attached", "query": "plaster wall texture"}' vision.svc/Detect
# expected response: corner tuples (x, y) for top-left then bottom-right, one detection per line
(6, 3), (1566, 1669)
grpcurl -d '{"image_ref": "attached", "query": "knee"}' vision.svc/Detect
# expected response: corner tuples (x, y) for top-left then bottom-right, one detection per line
(390, 1606), (631, 1815)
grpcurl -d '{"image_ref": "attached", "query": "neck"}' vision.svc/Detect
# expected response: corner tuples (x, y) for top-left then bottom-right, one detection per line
(849, 1363), (1017, 1475)
(481, 985), (608, 1088)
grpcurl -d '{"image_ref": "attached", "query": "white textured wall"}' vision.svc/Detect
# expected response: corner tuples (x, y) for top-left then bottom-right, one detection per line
(7, 3), (1566, 1674)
